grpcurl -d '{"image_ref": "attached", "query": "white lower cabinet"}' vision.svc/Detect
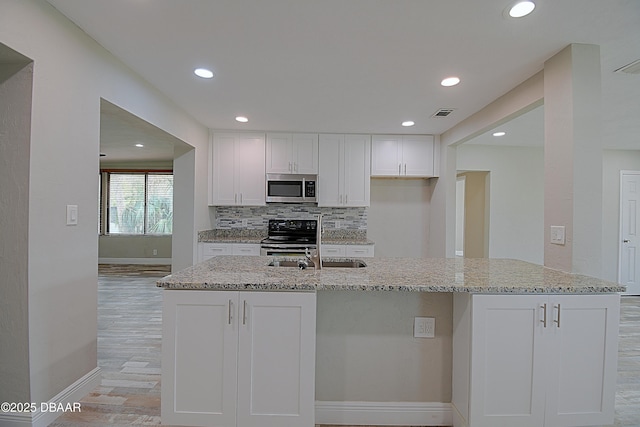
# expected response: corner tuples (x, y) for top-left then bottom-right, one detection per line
(321, 244), (374, 258)
(162, 290), (317, 427)
(199, 243), (261, 262)
(452, 293), (620, 427)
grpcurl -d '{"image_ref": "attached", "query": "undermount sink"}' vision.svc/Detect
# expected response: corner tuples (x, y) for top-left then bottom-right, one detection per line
(268, 259), (367, 268)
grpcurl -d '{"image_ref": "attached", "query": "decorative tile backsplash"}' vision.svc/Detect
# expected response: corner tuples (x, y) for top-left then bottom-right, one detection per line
(214, 205), (367, 231)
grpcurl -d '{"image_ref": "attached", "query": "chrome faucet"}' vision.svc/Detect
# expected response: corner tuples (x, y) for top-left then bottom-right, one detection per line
(305, 214), (322, 270)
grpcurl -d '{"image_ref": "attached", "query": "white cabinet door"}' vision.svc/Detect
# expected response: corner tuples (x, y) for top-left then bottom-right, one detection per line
(318, 134), (370, 207)
(211, 134), (238, 205)
(210, 132), (265, 206)
(266, 133), (293, 174)
(371, 134), (435, 177)
(456, 294), (620, 427)
(545, 294), (619, 427)
(469, 295), (548, 427)
(403, 135), (434, 177)
(237, 291), (317, 427)
(163, 291), (316, 427)
(292, 133), (319, 174)
(236, 134), (266, 206)
(343, 134), (371, 206)
(266, 133), (318, 174)
(318, 134), (344, 206)
(371, 135), (402, 176)
(162, 290), (239, 427)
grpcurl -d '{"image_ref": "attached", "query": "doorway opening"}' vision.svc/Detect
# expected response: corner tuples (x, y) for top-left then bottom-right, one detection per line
(456, 171), (490, 258)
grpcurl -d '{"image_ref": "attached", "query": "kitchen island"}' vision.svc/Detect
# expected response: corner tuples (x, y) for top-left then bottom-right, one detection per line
(157, 256), (624, 427)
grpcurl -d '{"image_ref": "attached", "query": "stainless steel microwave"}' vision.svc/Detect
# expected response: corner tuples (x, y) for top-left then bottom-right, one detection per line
(266, 174), (317, 203)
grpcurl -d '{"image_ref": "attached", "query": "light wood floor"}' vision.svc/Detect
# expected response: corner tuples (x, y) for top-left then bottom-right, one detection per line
(49, 266), (640, 427)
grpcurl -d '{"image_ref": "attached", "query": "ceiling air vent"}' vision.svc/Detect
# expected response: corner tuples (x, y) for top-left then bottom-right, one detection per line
(615, 59), (640, 75)
(432, 108), (455, 118)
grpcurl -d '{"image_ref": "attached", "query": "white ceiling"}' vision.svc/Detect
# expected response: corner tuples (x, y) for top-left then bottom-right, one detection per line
(100, 99), (191, 163)
(46, 0), (640, 158)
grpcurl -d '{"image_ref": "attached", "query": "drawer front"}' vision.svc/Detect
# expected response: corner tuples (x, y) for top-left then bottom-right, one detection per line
(202, 244), (233, 257)
(345, 245), (374, 258)
(322, 245), (346, 257)
(232, 244), (260, 256)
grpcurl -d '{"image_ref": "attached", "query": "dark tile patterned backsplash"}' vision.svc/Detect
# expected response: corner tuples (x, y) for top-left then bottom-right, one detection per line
(214, 204), (367, 230)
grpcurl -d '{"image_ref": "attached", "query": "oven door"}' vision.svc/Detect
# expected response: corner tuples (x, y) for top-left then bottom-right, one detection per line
(260, 244), (316, 257)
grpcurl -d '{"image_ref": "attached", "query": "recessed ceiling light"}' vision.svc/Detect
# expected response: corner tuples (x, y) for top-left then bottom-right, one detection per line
(194, 68), (214, 79)
(493, 131), (506, 137)
(135, 143), (144, 148)
(508, 1), (535, 18)
(235, 116), (249, 123)
(441, 77), (460, 87)
(402, 121), (415, 127)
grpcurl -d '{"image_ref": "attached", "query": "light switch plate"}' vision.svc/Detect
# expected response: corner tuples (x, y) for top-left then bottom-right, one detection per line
(550, 225), (565, 245)
(66, 205), (78, 226)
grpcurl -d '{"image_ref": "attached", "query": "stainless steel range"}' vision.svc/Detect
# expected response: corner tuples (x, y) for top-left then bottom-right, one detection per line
(260, 219), (317, 256)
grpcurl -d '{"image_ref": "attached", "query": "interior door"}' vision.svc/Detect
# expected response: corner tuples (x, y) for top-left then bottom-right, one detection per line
(620, 171), (640, 295)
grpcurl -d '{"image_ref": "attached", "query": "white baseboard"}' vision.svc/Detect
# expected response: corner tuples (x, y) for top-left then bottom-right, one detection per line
(98, 257), (171, 265)
(315, 401), (453, 426)
(0, 367), (101, 427)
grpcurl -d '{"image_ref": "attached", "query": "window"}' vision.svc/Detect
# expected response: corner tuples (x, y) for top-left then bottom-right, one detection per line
(100, 171), (173, 235)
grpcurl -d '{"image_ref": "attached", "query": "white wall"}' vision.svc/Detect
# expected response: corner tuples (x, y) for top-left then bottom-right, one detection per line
(0, 0), (209, 404)
(457, 144), (544, 264)
(602, 150), (640, 282)
(368, 179), (433, 258)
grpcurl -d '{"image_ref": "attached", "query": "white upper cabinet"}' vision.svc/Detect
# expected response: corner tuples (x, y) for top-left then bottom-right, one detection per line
(266, 133), (318, 175)
(371, 135), (436, 177)
(318, 134), (371, 207)
(210, 132), (266, 206)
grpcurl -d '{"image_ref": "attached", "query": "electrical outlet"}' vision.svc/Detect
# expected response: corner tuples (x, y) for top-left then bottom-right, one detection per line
(242, 219), (248, 227)
(414, 317), (435, 338)
(550, 225), (565, 245)
(153, 249), (158, 256)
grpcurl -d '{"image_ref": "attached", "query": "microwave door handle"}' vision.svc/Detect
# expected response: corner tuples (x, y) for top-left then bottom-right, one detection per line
(302, 177), (306, 201)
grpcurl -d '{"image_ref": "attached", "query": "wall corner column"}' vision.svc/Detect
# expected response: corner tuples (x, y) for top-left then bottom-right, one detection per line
(544, 43), (603, 276)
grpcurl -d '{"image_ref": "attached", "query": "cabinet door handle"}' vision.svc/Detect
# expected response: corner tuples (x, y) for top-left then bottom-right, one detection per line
(289, 161), (292, 172)
(554, 304), (561, 328)
(234, 193), (237, 203)
(228, 299), (233, 325)
(540, 303), (547, 328)
(404, 163), (407, 174)
(294, 162), (297, 172)
(399, 163), (402, 175)
(345, 194), (348, 204)
(242, 300), (247, 325)
(239, 193), (243, 204)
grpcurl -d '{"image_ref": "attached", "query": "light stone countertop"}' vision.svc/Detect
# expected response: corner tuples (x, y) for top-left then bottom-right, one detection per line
(156, 256), (625, 294)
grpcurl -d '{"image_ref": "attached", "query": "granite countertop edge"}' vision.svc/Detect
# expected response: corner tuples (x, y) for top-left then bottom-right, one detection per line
(157, 256), (625, 294)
